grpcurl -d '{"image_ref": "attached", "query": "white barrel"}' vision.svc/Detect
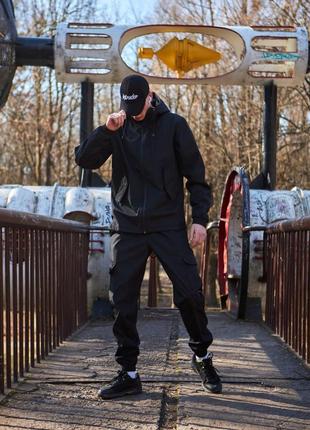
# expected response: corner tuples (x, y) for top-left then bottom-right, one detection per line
(219, 170), (310, 321)
(0, 184), (112, 316)
(7, 187), (35, 213)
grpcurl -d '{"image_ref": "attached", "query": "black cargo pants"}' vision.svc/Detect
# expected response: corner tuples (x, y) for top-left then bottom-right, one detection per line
(109, 229), (213, 371)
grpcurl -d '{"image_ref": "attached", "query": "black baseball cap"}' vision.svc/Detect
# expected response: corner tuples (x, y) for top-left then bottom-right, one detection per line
(120, 74), (149, 116)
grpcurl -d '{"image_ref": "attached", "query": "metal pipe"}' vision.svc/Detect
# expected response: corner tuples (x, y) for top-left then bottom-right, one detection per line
(263, 82), (278, 190)
(15, 36), (54, 67)
(242, 225), (266, 232)
(80, 81), (94, 187)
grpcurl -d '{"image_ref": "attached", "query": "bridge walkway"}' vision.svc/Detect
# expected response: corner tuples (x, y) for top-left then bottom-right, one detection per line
(0, 307), (309, 430)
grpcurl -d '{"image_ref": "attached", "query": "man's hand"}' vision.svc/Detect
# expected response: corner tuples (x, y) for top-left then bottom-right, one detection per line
(189, 224), (206, 247)
(106, 110), (126, 131)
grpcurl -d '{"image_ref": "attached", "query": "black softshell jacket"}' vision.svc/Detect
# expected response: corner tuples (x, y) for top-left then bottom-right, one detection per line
(75, 95), (213, 233)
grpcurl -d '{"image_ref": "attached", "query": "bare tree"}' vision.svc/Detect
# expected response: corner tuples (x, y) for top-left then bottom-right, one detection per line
(0, 0), (308, 200)
(0, 0), (98, 186)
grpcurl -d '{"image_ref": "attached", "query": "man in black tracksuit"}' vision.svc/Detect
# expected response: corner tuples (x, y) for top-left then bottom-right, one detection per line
(75, 75), (222, 399)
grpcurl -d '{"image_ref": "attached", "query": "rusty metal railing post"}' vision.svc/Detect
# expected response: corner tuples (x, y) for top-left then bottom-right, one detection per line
(30, 228), (35, 368)
(0, 227), (4, 393)
(56, 231), (61, 347)
(4, 228), (11, 389)
(18, 228), (24, 378)
(25, 228), (30, 373)
(35, 229), (41, 363)
(12, 228), (18, 383)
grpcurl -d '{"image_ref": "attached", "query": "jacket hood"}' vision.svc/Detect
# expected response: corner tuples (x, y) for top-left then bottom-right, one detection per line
(151, 92), (170, 116)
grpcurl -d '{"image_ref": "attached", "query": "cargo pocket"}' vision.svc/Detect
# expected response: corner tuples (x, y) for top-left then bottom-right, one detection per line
(109, 261), (116, 275)
(182, 252), (197, 266)
(115, 176), (128, 203)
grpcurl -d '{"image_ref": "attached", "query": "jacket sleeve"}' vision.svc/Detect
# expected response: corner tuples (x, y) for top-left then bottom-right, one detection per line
(174, 116), (213, 227)
(74, 125), (117, 169)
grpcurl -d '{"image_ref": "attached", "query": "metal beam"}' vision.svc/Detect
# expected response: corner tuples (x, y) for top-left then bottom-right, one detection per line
(263, 82), (278, 190)
(80, 81), (94, 187)
(15, 37), (54, 67)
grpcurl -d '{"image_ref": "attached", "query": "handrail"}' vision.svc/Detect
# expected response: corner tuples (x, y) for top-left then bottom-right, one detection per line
(266, 216), (310, 232)
(242, 225), (266, 232)
(0, 208), (89, 232)
(243, 216), (310, 233)
(0, 208), (89, 395)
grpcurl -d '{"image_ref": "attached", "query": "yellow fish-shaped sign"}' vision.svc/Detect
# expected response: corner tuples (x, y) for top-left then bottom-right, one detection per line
(138, 36), (221, 76)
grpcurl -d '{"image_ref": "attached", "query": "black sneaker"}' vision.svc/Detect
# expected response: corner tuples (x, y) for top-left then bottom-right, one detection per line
(98, 370), (142, 400)
(192, 352), (222, 394)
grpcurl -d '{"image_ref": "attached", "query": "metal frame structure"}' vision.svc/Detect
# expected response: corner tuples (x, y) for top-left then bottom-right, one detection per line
(54, 23), (308, 87)
(1, 3), (309, 187)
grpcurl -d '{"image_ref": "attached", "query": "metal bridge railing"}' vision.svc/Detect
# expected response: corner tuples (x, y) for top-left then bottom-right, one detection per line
(264, 217), (310, 364)
(0, 208), (89, 395)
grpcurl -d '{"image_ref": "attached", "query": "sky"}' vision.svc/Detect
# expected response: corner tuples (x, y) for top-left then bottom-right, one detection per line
(97, 0), (158, 25)
(119, 0), (157, 20)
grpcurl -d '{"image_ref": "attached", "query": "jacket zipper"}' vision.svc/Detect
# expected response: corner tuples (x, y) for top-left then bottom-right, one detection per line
(143, 178), (148, 234)
(140, 131), (147, 233)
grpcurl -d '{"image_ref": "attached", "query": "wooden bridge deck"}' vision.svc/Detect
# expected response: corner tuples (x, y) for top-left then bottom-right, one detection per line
(0, 308), (309, 430)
